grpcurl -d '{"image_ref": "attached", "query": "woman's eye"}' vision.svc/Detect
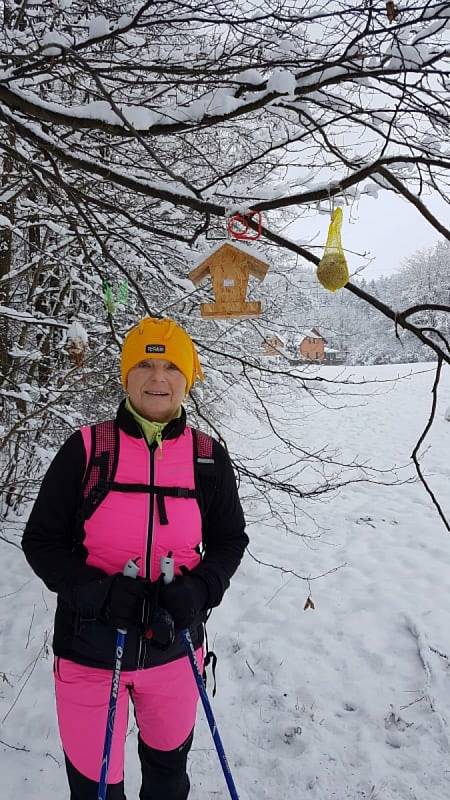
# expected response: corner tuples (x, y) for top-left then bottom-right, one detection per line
(167, 363), (180, 371)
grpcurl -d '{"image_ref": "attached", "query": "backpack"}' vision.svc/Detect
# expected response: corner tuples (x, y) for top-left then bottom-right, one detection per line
(80, 420), (215, 528)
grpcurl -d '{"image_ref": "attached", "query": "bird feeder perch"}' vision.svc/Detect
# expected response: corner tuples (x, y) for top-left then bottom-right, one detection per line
(188, 242), (269, 319)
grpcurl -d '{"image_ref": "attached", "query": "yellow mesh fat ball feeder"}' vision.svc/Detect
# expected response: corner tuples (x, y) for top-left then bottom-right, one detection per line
(317, 207), (350, 292)
(120, 317), (204, 390)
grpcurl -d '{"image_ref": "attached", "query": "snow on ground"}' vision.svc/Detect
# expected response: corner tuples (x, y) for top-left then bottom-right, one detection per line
(1, 364), (450, 800)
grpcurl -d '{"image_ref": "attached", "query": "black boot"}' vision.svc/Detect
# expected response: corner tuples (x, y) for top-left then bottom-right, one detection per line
(138, 730), (193, 800)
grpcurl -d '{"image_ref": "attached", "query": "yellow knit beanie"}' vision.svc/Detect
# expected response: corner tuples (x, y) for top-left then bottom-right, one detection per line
(120, 317), (204, 391)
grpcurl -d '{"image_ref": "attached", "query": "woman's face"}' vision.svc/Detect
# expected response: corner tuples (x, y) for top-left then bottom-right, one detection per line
(126, 359), (187, 422)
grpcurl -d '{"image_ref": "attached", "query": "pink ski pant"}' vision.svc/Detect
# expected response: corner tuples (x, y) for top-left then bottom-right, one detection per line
(54, 650), (203, 783)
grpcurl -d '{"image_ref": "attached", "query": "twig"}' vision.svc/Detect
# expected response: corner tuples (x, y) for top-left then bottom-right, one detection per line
(400, 696), (426, 711)
(0, 579), (32, 599)
(411, 357), (449, 531)
(25, 604), (36, 649)
(45, 751), (61, 766)
(265, 574), (295, 606)
(0, 535), (22, 550)
(400, 304), (450, 321)
(2, 633), (49, 724)
(246, 548), (347, 581)
(429, 646), (450, 662)
(0, 739), (30, 752)
(245, 660), (255, 676)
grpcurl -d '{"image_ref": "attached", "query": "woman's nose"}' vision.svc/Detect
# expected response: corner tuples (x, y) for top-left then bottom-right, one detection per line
(148, 363), (166, 379)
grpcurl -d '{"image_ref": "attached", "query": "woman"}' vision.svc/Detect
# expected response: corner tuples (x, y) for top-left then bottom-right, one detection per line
(22, 317), (248, 800)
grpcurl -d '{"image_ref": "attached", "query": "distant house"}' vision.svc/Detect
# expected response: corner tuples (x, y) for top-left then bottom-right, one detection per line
(262, 333), (286, 357)
(298, 328), (327, 362)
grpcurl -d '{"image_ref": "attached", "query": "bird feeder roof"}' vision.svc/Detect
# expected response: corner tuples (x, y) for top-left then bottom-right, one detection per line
(189, 241), (269, 285)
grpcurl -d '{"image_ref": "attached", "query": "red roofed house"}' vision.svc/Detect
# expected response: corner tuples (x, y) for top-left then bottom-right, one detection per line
(298, 328), (327, 362)
(262, 333), (286, 357)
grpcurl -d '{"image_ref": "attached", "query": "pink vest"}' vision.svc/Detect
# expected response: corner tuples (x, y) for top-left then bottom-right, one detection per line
(79, 425), (202, 581)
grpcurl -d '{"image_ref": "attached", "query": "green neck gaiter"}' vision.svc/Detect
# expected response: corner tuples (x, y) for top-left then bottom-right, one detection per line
(125, 398), (182, 449)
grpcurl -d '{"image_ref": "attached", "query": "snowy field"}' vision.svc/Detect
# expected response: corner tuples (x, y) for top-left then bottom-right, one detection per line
(1, 363), (450, 800)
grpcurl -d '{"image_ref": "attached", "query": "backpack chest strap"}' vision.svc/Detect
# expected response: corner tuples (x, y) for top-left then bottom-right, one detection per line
(110, 481), (197, 525)
(80, 421), (214, 528)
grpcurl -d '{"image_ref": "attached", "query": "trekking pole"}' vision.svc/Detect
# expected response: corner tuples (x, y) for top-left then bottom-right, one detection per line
(160, 557), (240, 800)
(98, 559), (139, 800)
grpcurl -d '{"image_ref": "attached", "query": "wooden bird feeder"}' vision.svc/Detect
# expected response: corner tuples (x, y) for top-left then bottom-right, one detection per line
(188, 242), (269, 319)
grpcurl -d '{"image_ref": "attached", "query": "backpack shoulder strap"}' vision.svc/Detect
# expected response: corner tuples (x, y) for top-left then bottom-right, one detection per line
(192, 428), (214, 463)
(191, 428), (217, 544)
(80, 420), (120, 521)
(191, 428), (219, 693)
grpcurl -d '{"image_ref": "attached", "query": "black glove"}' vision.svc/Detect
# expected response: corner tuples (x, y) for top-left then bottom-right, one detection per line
(103, 574), (148, 630)
(145, 607), (175, 650)
(159, 575), (209, 629)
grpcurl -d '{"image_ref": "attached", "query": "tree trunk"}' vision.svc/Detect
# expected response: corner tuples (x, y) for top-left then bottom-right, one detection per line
(0, 145), (15, 382)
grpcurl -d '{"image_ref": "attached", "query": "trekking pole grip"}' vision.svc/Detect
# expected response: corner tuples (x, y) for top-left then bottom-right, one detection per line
(123, 558), (140, 581)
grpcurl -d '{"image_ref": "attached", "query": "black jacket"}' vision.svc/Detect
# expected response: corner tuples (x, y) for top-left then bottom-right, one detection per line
(22, 403), (248, 670)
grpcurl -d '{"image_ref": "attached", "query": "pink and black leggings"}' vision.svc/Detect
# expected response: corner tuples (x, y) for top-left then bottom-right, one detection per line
(54, 650), (203, 799)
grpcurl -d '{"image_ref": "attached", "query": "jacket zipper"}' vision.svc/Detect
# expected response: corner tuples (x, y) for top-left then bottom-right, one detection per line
(138, 440), (156, 669)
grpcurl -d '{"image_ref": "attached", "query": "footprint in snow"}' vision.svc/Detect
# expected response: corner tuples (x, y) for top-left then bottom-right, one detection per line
(283, 725), (303, 745)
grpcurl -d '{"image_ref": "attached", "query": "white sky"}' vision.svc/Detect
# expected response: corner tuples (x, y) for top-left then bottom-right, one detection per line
(288, 189), (448, 280)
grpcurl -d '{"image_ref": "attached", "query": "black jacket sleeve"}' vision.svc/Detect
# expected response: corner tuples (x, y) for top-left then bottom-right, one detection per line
(22, 432), (113, 617)
(192, 439), (248, 608)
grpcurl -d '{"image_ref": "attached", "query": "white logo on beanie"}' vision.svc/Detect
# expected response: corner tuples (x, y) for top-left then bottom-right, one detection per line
(145, 344), (166, 353)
